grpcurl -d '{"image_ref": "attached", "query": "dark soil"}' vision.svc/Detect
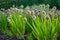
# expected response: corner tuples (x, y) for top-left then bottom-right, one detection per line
(0, 30), (25, 40)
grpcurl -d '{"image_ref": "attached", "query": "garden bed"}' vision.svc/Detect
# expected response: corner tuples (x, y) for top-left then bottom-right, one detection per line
(0, 4), (60, 40)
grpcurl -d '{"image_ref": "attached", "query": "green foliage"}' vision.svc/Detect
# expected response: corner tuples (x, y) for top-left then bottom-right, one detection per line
(27, 33), (34, 40)
(0, 11), (7, 31)
(7, 9), (26, 38)
(0, 0), (60, 9)
(0, 11), (12, 36)
(57, 0), (60, 6)
(57, 16), (60, 40)
(26, 5), (58, 40)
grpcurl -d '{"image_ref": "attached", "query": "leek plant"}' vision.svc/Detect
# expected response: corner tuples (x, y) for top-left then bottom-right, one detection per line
(8, 9), (26, 39)
(27, 33), (34, 40)
(0, 4), (59, 40)
(0, 11), (12, 36)
(0, 11), (7, 32)
(0, 11), (7, 30)
(26, 8), (58, 40)
(57, 15), (60, 40)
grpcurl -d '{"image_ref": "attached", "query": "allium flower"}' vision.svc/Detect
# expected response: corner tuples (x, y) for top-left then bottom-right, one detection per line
(4, 9), (10, 14)
(33, 15), (36, 19)
(46, 14), (50, 20)
(20, 5), (24, 9)
(25, 6), (30, 10)
(24, 17), (27, 21)
(27, 10), (31, 14)
(42, 11), (46, 15)
(35, 9), (40, 15)
(19, 9), (23, 14)
(31, 6), (35, 10)
(15, 8), (19, 11)
(31, 10), (35, 15)
(10, 8), (15, 11)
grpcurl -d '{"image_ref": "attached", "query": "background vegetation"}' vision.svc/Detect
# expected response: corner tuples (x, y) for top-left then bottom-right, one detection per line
(0, 0), (60, 9)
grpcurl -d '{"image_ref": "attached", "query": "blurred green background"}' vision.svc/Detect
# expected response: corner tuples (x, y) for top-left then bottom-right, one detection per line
(0, 0), (60, 9)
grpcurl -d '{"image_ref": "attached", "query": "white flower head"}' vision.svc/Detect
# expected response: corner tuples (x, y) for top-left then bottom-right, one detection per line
(24, 17), (27, 21)
(19, 9), (23, 13)
(42, 11), (46, 15)
(27, 10), (31, 14)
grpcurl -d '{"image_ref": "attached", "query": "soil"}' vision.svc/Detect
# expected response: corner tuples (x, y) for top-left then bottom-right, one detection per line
(0, 30), (22, 40)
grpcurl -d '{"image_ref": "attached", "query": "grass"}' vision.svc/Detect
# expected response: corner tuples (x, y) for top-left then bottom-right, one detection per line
(7, 10), (26, 38)
(26, 11), (58, 40)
